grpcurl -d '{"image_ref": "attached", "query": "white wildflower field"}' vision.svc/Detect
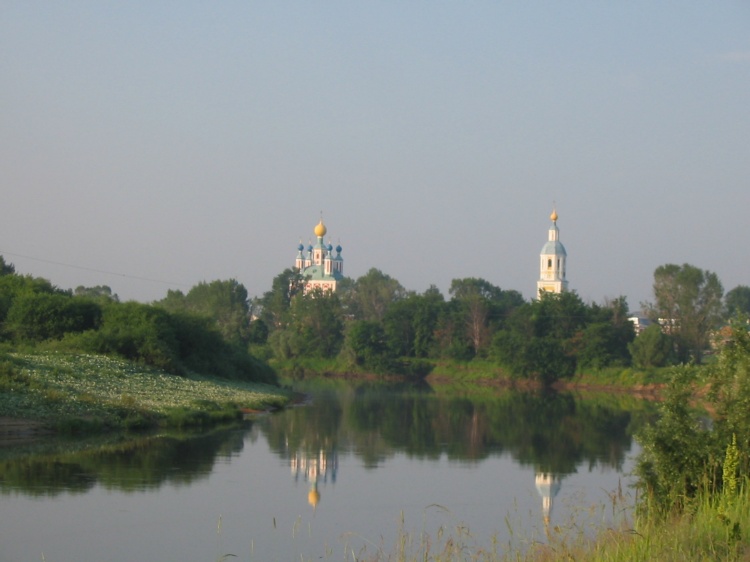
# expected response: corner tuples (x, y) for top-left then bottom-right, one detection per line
(2, 351), (289, 427)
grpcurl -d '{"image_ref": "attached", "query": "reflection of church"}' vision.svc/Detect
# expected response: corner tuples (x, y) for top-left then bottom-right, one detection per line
(535, 472), (562, 532)
(294, 218), (345, 294)
(289, 447), (338, 510)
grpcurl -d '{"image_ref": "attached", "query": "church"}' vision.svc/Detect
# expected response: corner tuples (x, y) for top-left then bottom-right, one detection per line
(294, 219), (344, 294)
(537, 208), (569, 296)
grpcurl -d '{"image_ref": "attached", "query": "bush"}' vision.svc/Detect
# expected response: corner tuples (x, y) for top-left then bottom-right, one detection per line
(5, 293), (101, 342)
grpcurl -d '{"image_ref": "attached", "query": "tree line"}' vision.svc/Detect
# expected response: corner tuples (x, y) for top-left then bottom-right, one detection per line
(0, 257), (275, 384)
(1, 254), (748, 385)
(252, 263), (749, 382)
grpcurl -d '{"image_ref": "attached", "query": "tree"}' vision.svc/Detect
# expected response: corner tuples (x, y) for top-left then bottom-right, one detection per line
(725, 285), (750, 319)
(0, 256), (16, 276)
(343, 320), (396, 372)
(493, 292), (588, 384)
(344, 268), (406, 323)
(382, 286), (446, 358)
(448, 278), (525, 358)
(646, 263), (724, 363)
(276, 288), (344, 358)
(628, 324), (674, 368)
(574, 297), (635, 370)
(158, 280), (252, 347)
(257, 268), (303, 330)
(636, 323), (750, 515)
(74, 285), (119, 303)
(5, 292), (101, 342)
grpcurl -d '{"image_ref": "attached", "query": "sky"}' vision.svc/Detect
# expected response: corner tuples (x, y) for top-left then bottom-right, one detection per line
(2, 2), (749, 310)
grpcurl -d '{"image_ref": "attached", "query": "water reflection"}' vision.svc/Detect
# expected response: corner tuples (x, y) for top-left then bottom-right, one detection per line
(289, 447), (338, 510)
(1, 383), (654, 503)
(0, 425), (247, 496)
(535, 471), (563, 532)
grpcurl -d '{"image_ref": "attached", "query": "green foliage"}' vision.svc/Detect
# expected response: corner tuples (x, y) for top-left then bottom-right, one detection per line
(156, 279), (251, 347)
(343, 268), (407, 322)
(708, 321), (750, 469)
(269, 289), (344, 359)
(725, 285), (750, 318)
(647, 263), (724, 363)
(635, 366), (715, 514)
(247, 318), (268, 344)
(5, 292), (102, 342)
(629, 324), (674, 368)
(343, 319), (397, 373)
(0, 269), (61, 328)
(74, 285), (119, 302)
(0, 256), (16, 276)
(257, 268), (303, 329)
(382, 286), (445, 358)
(636, 324), (750, 517)
(493, 292), (583, 383)
(448, 278), (525, 358)
(74, 301), (180, 372)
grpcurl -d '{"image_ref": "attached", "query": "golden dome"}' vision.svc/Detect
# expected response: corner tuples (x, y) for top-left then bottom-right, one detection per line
(314, 220), (327, 238)
(550, 209), (558, 222)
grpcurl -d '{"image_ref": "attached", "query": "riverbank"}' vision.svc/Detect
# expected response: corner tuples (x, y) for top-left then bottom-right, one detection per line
(0, 351), (291, 434)
(272, 356), (681, 396)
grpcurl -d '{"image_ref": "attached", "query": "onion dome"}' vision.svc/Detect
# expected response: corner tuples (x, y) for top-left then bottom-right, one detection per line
(314, 220), (327, 237)
(298, 243), (304, 252)
(336, 244), (342, 253)
(327, 243), (333, 252)
(550, 209), (558, 222)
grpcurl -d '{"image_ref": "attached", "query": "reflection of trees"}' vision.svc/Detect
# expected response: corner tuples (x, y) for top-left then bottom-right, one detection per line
(261, 382), (653, 477)
(0, 426), (247, 496)
(1, 385), (654, 498)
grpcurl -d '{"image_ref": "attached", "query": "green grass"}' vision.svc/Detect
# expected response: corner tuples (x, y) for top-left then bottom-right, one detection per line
(0, 351), (291, 432)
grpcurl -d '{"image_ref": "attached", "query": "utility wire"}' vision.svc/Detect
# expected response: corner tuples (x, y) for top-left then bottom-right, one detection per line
(0, 249), (189, 288)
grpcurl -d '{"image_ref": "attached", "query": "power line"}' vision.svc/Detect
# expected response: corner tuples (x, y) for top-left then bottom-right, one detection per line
(0, 250), (189, 288)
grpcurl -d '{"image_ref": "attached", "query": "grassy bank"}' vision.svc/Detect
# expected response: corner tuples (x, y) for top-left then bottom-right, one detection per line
(272, 355), (682, 393)
(0, 351), (291, 433)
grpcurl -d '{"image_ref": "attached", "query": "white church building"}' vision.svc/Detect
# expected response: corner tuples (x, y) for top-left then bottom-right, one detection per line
(537, 209), (569, 296)
(294, 219), (344, 294)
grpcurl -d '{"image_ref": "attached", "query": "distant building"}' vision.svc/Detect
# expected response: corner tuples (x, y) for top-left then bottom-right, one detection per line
(295, 219), (344, 294)
(628, 316), (652, 335)
(537, 209), (569, 296)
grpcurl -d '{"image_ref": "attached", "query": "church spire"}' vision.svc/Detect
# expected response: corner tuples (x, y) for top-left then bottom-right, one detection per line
(536, 208), (569, 297)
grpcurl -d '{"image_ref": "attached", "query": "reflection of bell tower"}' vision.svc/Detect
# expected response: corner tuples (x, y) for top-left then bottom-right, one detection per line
(535, 472), (562, 533)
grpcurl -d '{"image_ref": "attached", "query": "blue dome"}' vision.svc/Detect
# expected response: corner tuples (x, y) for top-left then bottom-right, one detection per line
(307, 244), (313, 252)
(298, 243), (304, 251)
(327, 243), (333, 251)
(336, 244), (342, 253)
(541, 241), (567, 256)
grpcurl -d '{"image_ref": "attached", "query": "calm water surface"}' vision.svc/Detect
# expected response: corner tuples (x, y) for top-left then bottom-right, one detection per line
(1, 380), (657, 561)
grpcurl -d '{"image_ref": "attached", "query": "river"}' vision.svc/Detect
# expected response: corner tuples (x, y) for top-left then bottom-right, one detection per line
(0, 379), (657, 561)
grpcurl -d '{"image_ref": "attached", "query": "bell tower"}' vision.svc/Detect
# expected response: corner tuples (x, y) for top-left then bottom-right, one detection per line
(537, 208), (569, 296)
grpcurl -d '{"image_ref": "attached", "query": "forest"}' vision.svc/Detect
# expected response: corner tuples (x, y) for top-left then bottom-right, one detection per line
(1, 255), (748, 385)
(252, 264), (747, 383)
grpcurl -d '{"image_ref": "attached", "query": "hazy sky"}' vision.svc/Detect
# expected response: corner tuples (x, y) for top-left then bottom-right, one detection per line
(2, 2), (749, 309)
